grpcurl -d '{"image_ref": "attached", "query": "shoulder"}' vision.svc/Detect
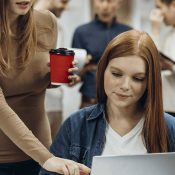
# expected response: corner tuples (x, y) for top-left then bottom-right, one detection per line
(63, 104), (102, 130)
(164, 113), (175, 151)
(74, 21), (95, 35)
(67, 105), (97, 123)
(116, 22), (132, 30)
(164, 113), (175, 131)
(34, 9), (57, 29)
(33, 10), (58, 48)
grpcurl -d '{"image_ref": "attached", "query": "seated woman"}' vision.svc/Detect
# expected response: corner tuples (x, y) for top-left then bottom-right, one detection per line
(39, 30), (175, 175)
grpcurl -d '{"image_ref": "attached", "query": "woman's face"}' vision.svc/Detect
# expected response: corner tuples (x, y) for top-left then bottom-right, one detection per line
(8, 0), (33, 17)
(104, 55), (147, 109)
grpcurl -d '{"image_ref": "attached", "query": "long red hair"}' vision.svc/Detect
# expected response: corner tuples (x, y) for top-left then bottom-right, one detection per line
(97, 30), (168, 152)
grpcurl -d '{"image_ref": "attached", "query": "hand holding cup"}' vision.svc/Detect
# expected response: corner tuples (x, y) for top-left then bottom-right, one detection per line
(49, 48), (80, 86)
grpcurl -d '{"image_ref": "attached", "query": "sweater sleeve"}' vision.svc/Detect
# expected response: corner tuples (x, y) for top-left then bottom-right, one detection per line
(0, 87), (53, 166)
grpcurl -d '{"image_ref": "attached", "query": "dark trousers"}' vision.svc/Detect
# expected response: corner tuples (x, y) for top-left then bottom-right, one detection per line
(0, 159), (40, 175)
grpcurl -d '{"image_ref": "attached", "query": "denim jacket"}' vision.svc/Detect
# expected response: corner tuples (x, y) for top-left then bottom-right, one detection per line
(39, 103), (175, 175)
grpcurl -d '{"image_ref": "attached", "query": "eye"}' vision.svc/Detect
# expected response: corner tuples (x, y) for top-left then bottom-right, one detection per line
(133, 77), (146, 82)
(111, 72), (122, 77)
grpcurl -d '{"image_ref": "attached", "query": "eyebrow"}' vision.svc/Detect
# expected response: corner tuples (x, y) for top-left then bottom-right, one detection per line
(110, 66), (146, 75)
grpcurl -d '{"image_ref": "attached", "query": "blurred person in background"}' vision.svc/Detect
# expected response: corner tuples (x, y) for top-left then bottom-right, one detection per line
(39, 30), (175, 175)
(0, 0), (90, 175)
(72, 0), (132, 108)
(150, 0), (175, 116)
(35, 0), (70, 139)
(35, 0), (69, 18)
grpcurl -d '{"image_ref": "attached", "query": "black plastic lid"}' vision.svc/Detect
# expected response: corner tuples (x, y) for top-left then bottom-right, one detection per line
(49, 48), (75, 56)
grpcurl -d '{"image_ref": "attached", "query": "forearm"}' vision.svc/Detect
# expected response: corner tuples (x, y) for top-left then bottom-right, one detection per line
(0, 88), (53, 166)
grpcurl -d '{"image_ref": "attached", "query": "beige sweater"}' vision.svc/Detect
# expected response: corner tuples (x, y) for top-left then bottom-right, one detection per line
(0, 10), (58, 165)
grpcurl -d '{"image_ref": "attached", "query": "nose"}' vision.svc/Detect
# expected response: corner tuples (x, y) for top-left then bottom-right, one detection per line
(120, 77), (130, 92)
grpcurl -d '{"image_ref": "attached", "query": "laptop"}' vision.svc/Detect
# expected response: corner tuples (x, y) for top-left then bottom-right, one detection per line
(91, 153), (175, 175)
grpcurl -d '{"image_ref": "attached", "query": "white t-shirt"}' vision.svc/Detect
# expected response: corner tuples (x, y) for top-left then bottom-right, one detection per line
(102, 118), (147, 156)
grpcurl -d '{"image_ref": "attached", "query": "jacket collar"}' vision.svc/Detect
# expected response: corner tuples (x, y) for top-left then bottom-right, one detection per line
(87, 103), (106, 121)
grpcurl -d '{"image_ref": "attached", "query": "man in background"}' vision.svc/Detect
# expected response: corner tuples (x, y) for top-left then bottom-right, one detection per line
(72, 0), (132, 108)
(150, 0), (175, 116)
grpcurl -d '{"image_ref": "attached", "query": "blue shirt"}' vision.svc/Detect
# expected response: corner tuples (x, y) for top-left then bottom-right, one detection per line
(72, 18), (132, 98)
(39, 104), (175, 175)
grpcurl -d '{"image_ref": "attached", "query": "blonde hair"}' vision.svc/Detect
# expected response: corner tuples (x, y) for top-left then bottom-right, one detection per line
(0, 0), (50, 76)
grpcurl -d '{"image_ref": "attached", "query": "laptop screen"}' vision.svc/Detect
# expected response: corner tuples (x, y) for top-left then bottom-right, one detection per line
(91, 153), (175, 175)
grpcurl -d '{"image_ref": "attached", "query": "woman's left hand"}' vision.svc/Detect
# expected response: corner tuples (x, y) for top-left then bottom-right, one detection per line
(68, 60), (81, 87)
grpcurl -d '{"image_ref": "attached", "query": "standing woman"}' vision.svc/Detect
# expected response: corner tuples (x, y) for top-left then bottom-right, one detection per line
(0, 0), (90, 175)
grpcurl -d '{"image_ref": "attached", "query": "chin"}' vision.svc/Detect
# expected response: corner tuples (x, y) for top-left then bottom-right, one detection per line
(16, 9), (30, 15)
(20, 11), (29, 15)
(100, 17), (111, 23)
(113, 101), (130, 108)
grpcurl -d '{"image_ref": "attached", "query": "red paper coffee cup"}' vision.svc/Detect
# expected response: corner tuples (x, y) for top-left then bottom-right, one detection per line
(50, 48), (75, 85)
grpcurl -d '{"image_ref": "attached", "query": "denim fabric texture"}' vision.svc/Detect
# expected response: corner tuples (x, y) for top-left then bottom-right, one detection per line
(39, 103), (175, 175)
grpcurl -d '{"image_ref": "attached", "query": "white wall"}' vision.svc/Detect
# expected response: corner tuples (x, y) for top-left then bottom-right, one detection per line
(130, 0), (155, 32)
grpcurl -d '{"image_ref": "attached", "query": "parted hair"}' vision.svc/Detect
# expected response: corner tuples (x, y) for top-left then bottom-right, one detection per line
(97, 30), (168, 153)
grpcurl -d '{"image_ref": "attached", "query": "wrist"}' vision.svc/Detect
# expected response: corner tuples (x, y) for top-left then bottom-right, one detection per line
(42, 155), (55, 169)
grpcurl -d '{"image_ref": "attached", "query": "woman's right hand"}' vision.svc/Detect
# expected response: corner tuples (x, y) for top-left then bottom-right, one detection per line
(42, 156), (91, 175)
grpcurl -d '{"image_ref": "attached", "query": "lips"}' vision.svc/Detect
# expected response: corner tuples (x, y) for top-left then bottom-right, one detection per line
(16, 1), (30, 5)
(102, 13), (110, 17)
(116, 93), (131, 98)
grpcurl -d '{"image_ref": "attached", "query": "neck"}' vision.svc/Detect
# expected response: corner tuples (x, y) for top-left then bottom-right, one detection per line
(106, 20), (113, 27)
(106, 101), (143, 136)
(95, 15), (115, 27)
(106, 100), (142, 122)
